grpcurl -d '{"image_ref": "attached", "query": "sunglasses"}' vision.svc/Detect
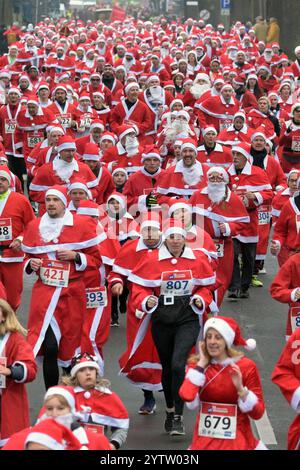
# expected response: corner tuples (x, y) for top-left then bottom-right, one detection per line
(70, 352), (95, 368)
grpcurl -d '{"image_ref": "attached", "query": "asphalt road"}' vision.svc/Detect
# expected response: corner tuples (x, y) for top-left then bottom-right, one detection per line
(19, 253), (293, 451)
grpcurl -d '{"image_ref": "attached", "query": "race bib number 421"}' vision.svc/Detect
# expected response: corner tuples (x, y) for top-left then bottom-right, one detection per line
(160, 270), (193, 296)
(198, 402), (237, 439)
(40, 260), (70, 287)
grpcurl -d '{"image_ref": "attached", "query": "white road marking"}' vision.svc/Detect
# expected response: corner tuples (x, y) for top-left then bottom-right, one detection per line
(253, 411), (278, 445)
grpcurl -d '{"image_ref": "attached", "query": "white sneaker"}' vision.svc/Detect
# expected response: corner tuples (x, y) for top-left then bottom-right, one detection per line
(258, 268), (267, 274)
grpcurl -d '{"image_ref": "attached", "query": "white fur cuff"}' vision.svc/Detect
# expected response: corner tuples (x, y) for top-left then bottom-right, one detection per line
(238, 390), (259, 413)
(186, 368), (206, 387)
(291, 386), (300, 412)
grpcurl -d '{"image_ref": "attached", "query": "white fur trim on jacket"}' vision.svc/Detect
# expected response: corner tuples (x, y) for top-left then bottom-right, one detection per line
(142, 296), (159, 314)
(291, 386), (300, 412)
(254, 192), (264, 206)
(186, 395), (200, 410)
(291, 288), (300, 303)
(238, 390), (259, 413)
(11, 361), (28, 383)
(190, 295), (205, 315)
(186, 368), (206, 387)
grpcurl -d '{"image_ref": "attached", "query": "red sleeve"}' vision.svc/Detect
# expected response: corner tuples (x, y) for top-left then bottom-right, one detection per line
(270, 256), (295, 303)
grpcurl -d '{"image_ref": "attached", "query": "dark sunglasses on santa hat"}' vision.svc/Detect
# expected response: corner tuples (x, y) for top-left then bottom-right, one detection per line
(91, 78), (100, 81)
(70, 352), (96, 367)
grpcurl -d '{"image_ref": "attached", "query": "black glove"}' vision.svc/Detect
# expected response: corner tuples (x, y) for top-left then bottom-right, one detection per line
(146, 192), (158, 207)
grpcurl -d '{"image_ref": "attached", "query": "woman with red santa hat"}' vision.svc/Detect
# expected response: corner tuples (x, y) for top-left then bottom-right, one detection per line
(179, 316), (267, 450)
(272, 328), (300, 450)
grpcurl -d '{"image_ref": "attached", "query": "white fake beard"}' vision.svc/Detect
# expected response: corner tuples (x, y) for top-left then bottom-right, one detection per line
(190, 83), (210, 99)
(38, 413), (74, 429)
(125, 136), (139, 156)
(39, 213), (65, 243)
(207, 182), (227, 204)
(182, 166), (201, 186)
(53, 158), (76, 182)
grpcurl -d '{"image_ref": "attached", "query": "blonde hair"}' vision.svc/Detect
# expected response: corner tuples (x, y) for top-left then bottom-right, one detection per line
(188, 343), (244, 366)
(44, 394), (70, 408)
(0, 299), (27, 336)
(61, 372), (111, 390)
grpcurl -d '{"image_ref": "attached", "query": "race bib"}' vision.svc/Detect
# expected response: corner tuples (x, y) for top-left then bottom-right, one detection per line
(219, 119), (233, 132)
(80, 115), (92, 128)
(0, 218), (12, 242)
(0, 357), (7, 389)
(258, 206), (271, 226)
(291, 307), (300, 333)
(86, 287), (107, 308)
(60, 114), (72, 128)
(213, 239), (224, 258)
(40, 260), (70, 287)
(4, 119), (17, 134)
(292, 136), (300, 152)
(160, 270), (193, 297)
(83, 423), (104, 435)
(198, 402), (237, 439)
(27, 133), (44, 148)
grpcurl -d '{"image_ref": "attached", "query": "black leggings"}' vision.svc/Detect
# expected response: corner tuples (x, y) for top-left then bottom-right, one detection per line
(43, 326), (59, 390)
(8, 157), (27, 190)
(151, 320), (200, 415)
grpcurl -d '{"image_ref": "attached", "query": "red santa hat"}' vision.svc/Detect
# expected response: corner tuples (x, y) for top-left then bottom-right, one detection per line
(233, 74), (246, 87)
(141, 146), (162, 162)
(117, 124), (136, 141)
(57, 135), (76, 153)
(207, 166), (229, 183)
(77, 200), (100, 217)
(83, 142), (101, 161)
(37, 81), (50, 92)
(79, 91), (91, 102)
(124, 82), (139, 95)
(221, 83), (234, 92)
(292, 102), (300, 114)
(107, 192), (127, 211)
(44, 386), (76, 413)
(68, 178), (91, 197)
(90, 119), (105, 132)
(202, 126), (218, 136)
(70, 352), (100, 378)
(0, 69), (11, 79)
(45, 185), (68, 206)
(112, 167), (128, 180)
(25, 419), (83, 450)
(204, 316), (256, 351)
(26, 94), (40, 106)
(176, 110), (190, 122)
(251, 127), (267, 141)
(100, 131), (117, 145)
(162, 218), (187, 239)
(163, 81), (175, 89)
(92, 91), (105, 100)
(181, 138), (198, 154)
(140, 211), (161, 231)
(52, 84), (67, 95)
(168, 198), (192, 217)
(0, 168), (12, 184)
(232, 142), (251, 161)
(7, 87), (22, 97)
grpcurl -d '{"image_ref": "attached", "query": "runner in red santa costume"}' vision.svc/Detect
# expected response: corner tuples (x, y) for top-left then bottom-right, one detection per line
(0, 155), (23, 193)
(197, 127), (233, 169)
(73, 92), (98, 138)
(75, 120), (105, 157)
(101, 124), (143, 176)
(44, 44), (75, 82)
(190, 166), (250, 306)
(247, 96), (278, 142)
(27, 126), (65, 177)
(3, 384), (111, 450)
(157, 140), (208, 200)
(24, 418), (85, 450)
(29, 135), (97, 215)
(108, 213), (163, 414)
(62, 353), (129, 450)
(179, 316), (267, 450)
(46, 85), (78, 137)
(278, 103), (300, 175)
(197, 83), (240, 133)
(0, 87), (24, 184)
(271, 176), (300, 266)
(15, 95), (57, 167)
(0, 299), (37, 448)
(82, 143), (114, 205)
(109, 82), (152, 143)
(129, 219), (216, 436)
(0, 168), (35, 310)
(122, 146), (165, 211)
(272, 328), (300, 449)
(272, 170), (300, 224)
(76, 200), (120, 375)
(22, 186), (103, 390)
(217, 111), (255, 147)
(270, 251), (300, 339)
(227, 142), (273, 299)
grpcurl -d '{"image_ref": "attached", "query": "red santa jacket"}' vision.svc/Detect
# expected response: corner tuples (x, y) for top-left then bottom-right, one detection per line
(179, 357), (265, 450)
(271, 188), (292, 223)
(272, 197), (300, 252)
(101, 142), (143, 175)
(109, 99), (153, 137)
(279, 120), (300, 170)
(47, 101), (77, 137)
(44, 55), (76, 79)
(197, 95), (241, 133)
(0, 332), (37, 443)
(0, 103), (24, 157)
(218, 124), (255, 147)
(91, 165), (115, 205)
(122, 167), (165, 209)
(157, 160), (208, 199)
(197, 143), (233, 169)
(272, 328), (300, 450)
(228, 161), (273, 243)
(258, 154), (287, 191)
(247, 109), (276, 140)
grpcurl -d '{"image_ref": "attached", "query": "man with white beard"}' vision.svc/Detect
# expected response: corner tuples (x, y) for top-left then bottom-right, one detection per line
(157, 140), (208, 199)
(190, 167), (250, 306)
(183, 73), (212, 108)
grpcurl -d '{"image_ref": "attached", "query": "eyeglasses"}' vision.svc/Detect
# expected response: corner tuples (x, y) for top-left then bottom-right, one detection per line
(91, 78), (100, 82)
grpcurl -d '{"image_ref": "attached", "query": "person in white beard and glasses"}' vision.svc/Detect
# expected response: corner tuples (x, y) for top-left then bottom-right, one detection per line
(190, 167), (250, 307)
(183, 73), (212, 108)
(157, 140), (208, 200)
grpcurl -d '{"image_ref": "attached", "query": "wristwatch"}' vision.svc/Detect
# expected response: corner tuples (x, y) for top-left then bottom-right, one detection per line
(238, 386), (249, 397)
